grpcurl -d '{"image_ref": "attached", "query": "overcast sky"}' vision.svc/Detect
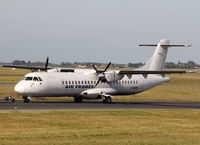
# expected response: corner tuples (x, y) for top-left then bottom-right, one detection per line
(0, 0), (199, 64)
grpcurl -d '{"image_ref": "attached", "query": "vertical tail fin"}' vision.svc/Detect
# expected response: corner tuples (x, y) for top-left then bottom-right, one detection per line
(138, 39), (191, 71)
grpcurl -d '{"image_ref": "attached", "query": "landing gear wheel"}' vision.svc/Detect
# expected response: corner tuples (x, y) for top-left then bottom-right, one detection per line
(102, 97), (112, 104)
(107, 97), (112, 104)
(12, 98), (15, 103)
(23, 96), (30, 103)
(74, 97), (83, 103)
(24, 98), (30, 103)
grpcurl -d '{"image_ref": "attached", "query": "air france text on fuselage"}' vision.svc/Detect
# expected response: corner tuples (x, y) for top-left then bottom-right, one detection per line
(65, 85), (94, 89)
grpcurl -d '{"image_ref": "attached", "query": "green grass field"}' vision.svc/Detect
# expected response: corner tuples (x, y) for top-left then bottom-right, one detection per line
(1, 68), (200, 144)
(0, 110), (200, 145)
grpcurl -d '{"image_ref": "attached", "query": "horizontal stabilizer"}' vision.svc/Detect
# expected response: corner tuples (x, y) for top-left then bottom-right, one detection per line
(139, 44), (191, 47)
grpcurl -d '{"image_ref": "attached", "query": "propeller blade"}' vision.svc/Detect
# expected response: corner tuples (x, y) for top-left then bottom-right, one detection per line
(104, 80), (112, 87)
(94, 78), (101, 88)
(93, 62), (112, 88)
(104, 62), (111, 72)
(92, 64), (98, 73)
(45, 57), (49, 71)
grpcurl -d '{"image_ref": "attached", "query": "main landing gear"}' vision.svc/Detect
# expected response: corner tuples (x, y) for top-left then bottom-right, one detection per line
(74, 97), (83, 103)
(23, 96), (31, 103)
(102, 96), (112, 104)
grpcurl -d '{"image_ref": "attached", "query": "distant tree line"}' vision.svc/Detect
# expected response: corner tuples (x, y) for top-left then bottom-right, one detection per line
(12, 60), (57, 67)
(10, 60), (199, 69)
(128, 63), (144, 68)
(165, 61), (198, 69)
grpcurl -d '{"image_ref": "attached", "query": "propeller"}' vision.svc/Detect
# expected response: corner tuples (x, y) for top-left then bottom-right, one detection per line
(44, 57), (49, 71)
(92, 62), (112, 87)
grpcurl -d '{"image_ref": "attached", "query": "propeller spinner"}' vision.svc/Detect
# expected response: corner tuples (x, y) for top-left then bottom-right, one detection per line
(92, 62), (112, 87)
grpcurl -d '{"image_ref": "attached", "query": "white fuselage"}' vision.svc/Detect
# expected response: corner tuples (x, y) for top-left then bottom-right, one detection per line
(14, 69), (169, 99)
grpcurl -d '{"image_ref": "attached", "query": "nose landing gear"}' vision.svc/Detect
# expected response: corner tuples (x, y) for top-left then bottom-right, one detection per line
(4, 96), (15, 103)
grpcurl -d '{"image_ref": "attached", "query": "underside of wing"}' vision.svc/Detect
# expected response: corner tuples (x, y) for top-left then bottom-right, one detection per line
(119, 70), (188, 75)
(118, 70), (193, 79)
(2, 65), (75, 72)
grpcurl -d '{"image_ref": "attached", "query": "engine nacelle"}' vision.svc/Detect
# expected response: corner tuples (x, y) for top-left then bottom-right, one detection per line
(47, 68), (59, 72)
(105, 71), (124, 82)
(81, 89), (102, 99)
(81, 88), (117, 99)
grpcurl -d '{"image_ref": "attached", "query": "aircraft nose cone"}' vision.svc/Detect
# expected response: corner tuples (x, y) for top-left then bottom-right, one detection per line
(14, 83), (25, 94)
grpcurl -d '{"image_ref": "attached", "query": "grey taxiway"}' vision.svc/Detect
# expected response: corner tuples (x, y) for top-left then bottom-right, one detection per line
(1, 100), (200, 111)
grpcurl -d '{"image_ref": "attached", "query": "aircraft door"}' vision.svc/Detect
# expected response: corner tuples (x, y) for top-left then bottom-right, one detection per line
(137, 75), (143, 92)
(59, 79), (66, 95)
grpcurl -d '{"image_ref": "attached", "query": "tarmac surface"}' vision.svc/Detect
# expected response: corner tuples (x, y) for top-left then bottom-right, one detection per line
(1, 100), (200, 111)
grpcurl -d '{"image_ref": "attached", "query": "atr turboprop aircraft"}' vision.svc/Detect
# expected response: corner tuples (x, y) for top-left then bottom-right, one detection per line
(3, 39), (192, 103)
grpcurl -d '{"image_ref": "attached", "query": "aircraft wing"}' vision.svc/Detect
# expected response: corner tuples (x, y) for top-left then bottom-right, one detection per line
(118, 70), (189, 75)
(2, 65), (75, 72)
(2, 65), (51, 71)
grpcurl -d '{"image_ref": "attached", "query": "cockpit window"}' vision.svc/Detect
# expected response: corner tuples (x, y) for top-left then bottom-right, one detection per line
(38, 77), (43, 81)
(33, 77), (39, 81)
(25, 77), (33, 81)
(23, 76), (43, 81)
